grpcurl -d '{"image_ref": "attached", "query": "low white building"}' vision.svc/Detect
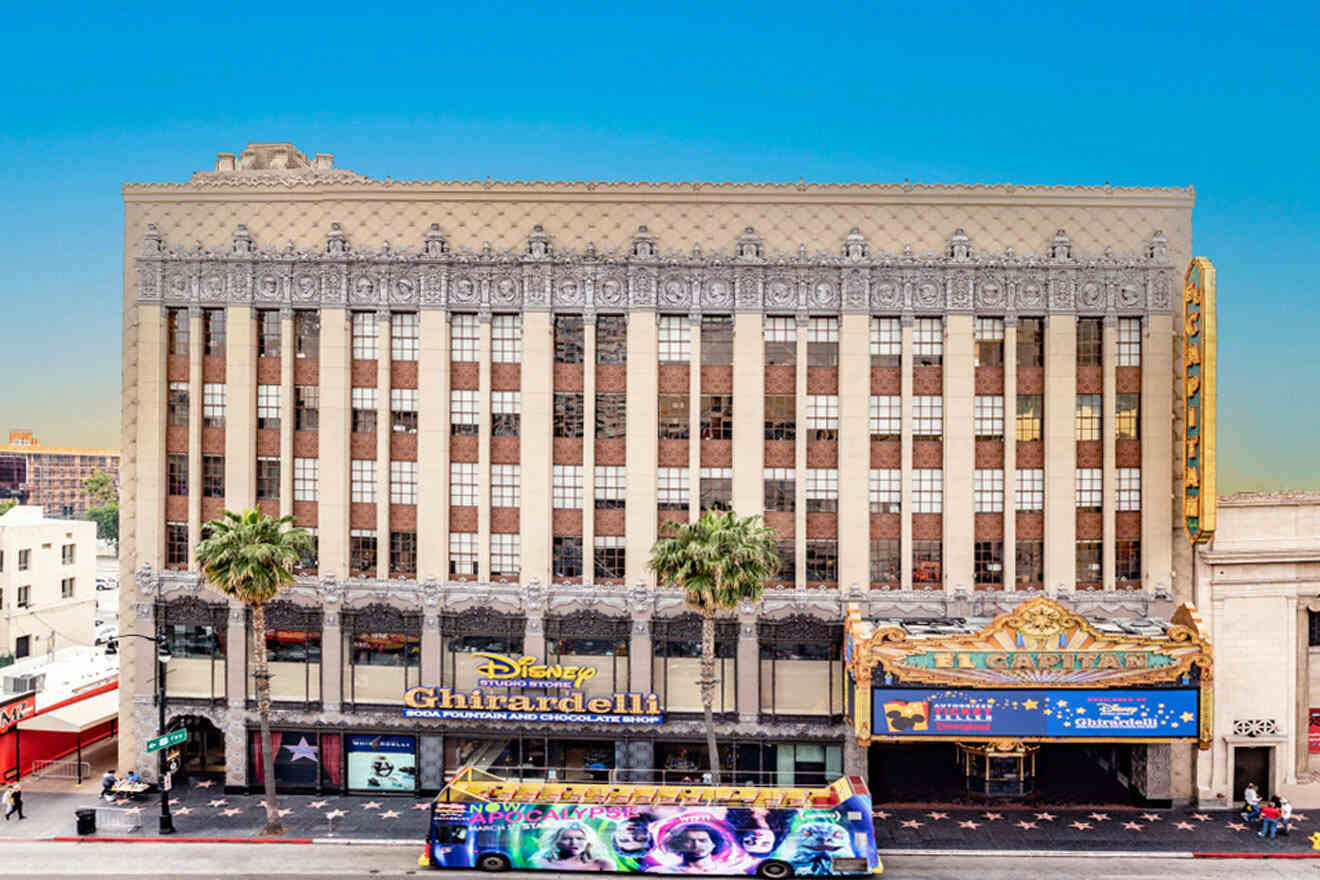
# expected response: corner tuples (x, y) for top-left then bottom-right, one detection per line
(0, 505), (97, 660)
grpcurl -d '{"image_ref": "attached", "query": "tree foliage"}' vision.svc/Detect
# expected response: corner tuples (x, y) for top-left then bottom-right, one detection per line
(82, 470), (118, 506)
(0, 499), (16, 516)
(85, 504), (119, 545)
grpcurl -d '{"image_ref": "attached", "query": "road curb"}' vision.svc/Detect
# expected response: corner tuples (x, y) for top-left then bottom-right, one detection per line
(879, 848), (1194, 859)
(50, 836), (315, 844)
(1194, 852), (1320, 859)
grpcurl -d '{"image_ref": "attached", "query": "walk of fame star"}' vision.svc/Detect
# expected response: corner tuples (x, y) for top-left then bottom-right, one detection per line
(379, 810), (401, 819)
(282, 736), (320, 763)
(1034, 812), (1056, 821)
(899, 819), (923, 829)
(872, 811), (890, 820)
(1192, 813), (1211, 821)
(361, 801), (382, 810)
(1140, 812), (1162, 822)
(1069, 821), (1092, 830)
(1015, 821), (1037, 830)
(1174, 821), (1196, 830)
(1122, 821), (1143, 831)
(309, 800), (328, 808)
(983, 812), (1003, 820)
(958, 820), (980, 829)
(1227, 822), (1246, 831)
(1088, 812), (1109, 822)
(926, 811), (948, 820)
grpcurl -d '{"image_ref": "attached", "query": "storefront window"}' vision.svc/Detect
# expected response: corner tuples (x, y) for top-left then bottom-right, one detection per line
(440, 610), (525, 690)
(758, 618), (843, 718)
(248, 602), (322, 706)
(446, 735), (545, 781)
(250, 729), (342, 792)
(342, 604), (421, 708)
(546, 614), (630, 698)
(654, 740), (840, 787)
(159, 600), (227, 701)
(652, 616), (736, 714)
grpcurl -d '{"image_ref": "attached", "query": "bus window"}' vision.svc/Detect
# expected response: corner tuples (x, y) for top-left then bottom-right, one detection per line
(436, 824), (468, 845)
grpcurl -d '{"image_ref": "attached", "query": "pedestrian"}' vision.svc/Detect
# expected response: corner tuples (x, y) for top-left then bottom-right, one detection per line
(1242, 782), (1262, 822)
(1260, 800), (1282, 839)
(101, 769), (117, 801)
(3, 782), (21, 821)
(1, 785), (10, 821)
(1280, 796), (1293, 836)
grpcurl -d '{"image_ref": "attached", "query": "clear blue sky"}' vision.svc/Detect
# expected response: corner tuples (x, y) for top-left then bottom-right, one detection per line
(1, 0), (1313, 493)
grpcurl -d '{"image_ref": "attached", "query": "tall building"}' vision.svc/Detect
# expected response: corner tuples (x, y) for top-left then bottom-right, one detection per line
(0, 505), (97, 659)
(0, 430), (120, 518)
(120, 143), (1201, 801)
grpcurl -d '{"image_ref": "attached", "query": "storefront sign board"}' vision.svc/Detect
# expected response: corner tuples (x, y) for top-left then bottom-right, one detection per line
(0, 691), (36, 735)
(1183, 256), (1217, 544)
(346, 734), (417, 791)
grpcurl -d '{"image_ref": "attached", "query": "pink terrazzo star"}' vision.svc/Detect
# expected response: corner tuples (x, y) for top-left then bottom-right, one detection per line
(194, 780), (215, 788)
(926, 811), (949, 820)
(1087, 812), (1110, 822)
(361, 801), (382, 810)
(325, 809), (347, 820)
(872, 810), (891, 820)
(1227, 822), (1247, 831)
(1294, 814), (1309, 822)
(1034, 812), (1056, 821)
(958, 820), (980, 829)
(207, 799), (228, 808)
(413, 802), (433, 811)
(1069, 821), (1092, 831)
(983, 812), (1003, 820)
(308, 800), (329, 809)
(899, 819), (923, 829)
(168, 799), (180, 806)
(221, 808), (242, 817)
(1192, 813), (1211, 822)
(278, 808), (294, 817)
(1122, 821), (1143, 831)
(1174, 821), (1196, 830)
(1140, 812), (1162, 822)
(379, 810), (401, 819)
(1016, 821), (1037, 830)
(174, 807), (193, 816)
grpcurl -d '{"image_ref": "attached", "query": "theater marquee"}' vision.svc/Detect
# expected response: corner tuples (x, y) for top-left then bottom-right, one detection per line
(1183, 256), (1217, 543)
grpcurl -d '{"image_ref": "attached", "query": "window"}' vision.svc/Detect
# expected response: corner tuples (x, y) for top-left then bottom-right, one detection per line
(491, 464), (520, 507)
(491, 314), (521, 363)
(1075, 394), (1101, 441)
(700, 395), (732, 440)
(1077, 317), (1103, 366)
(869, 395), (900, 439)
(657, 315), (690, 363)
(257, 385), (281, 429)
(391, 531), (417, 575)
(351, 387), (378, 434)
(1016, 395), (1043, 441)
(392, 312), (419, 361)
(294, 386), (319, 430)
(596, 315), (627, 363)
(913, 317), (943, 366)
(913, 540), (942, 586)
(256, 458), (280, 500)
(15, 585), (31, 608)
(203, 383), (225, 428)
(391, 388), (419, 434)
(295, 311), (320, 358)
(202, 455), (224, 498)
(553, 392), (585, 438)
(168, 382), (189, 427)
(14, 634), (29, 658)
(1117, 539), (1141, 586)
(351, 459), (376, 503)
(61, 576), (75, 599)
(1076, 540), (1102, 586)
(450, 313), (479, 362)
(390, 460), (417, 505)
(450, 462), (478, 507)
(1116, 393), (1140, 440)
(658, 393), (689, 439)
(449, 533), (477, 577)
(167, 453), (188, 496)
(701, 315), (733, 365)
(553, 536), (584, 579)
(657, 468), (690, 510)
(774, 540), (796, 584)
(491, 533), (521, 577)
(913, 469), (942, 513)
(974, 317), (1004, 367)
(1118, 317), (1142, 366)
(764, 468), (795, 512)
(913, 396), (943, 436)
(869, 469), (900, 513)
(203, 309), (225, 355)
(595, 466), (626, 509)
(764, 395), (796, 440)
(699, 468), (732, 512)
(167, 308), (190, 354)
(808, 316), (839, 366)
(595, 392), (626, 438)
(1016, 469), (1044, 511)
(350, 529), (377, 573)
(553, 465), (584, 508)
(351, 311), (378, 359)
(806, 540), (837, 582)
(554, 315), (585, 363)
(975, 541), (1003, 587)
(805, 468), (838, 513)
(1017, 317), (1044, 367)
(294, 458), (319, 501)
(975, 469), (1004, 512)
(1118, 468), (1141, 511)
(870, 540), (900, 586)
(975, 396), (1004, 437)
(806, 395), (838, 441)
(492, 391), (521, 436)
(61, 543), (75, 565)
(1017, 541), (1044, 587)
(1311, 611), (1320, 647)
(764, 316), (796, 364)
(166, 522), (188, 565)
(257, 310), (281, 357)
(1075, 468), (1102, 511)
(593, 536), (626, 579)
(871, 317), (901, 367)
(450, 390), (478, 435)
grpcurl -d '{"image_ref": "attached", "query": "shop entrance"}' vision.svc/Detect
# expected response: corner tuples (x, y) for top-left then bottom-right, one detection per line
(1233, 746), (1271, 802)
(168, 715), (224, 781)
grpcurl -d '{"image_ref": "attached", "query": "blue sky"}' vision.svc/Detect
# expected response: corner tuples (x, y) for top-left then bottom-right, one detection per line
(0, 0), (1313, 492)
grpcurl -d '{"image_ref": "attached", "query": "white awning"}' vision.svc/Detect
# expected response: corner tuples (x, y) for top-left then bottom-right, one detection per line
(19, 690), (118, 734)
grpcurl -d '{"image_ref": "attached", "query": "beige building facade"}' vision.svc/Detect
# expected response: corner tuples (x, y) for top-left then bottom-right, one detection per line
(0, 430), (120, 519)
(0, 505), (97, 659)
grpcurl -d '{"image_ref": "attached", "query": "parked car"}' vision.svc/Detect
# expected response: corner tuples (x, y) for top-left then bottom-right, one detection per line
(95, 624), (118, 646)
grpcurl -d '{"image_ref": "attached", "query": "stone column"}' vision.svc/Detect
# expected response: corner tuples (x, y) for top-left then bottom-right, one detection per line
(417, 311), (450, 581)
(1142, 314), (1174, 596)
(225, 306), (257, 510)
(838, 314), (870, 590)
(731, 313), (765, 517)
(478, 316), (492, 582)
(321, 590), (343, 714)
(278, 309), (295, 518)
(422, 598), (442, 689)
(225, 602), (246, 713)
(842, 731), (867, 779)
(794, 317), (807, 587)
(583, 316), (597, 584)
(899, 317), (914, 590)
(687, 317), (702, 522)
(187, 307), (203, 560)
(624, 314), (658, 585)
(1102, 316), (1118, 590)
(736, 613), (759, 722)
(630, 612), (653, 694)
(943, 314), (974, 596)
(525, 616), (546, 665)
(1043, 315), (1077, 594)
(376, 310), (392, 578)
(522, 312), (554, 584)
(319, 309), (351, 579)
(1002, 319), (1017, 589)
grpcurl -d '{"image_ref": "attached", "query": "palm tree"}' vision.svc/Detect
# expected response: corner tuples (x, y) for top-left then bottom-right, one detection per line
(195, 508), (312, 835)
(649, 509), (778, 784)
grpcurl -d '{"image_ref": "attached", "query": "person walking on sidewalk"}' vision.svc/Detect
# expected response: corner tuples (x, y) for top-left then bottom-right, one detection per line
(1242, 782), (1262, 823)
(1260, 801), (1282, 838)
(101, 769), (117, 802)
(3, 782), (22, 821)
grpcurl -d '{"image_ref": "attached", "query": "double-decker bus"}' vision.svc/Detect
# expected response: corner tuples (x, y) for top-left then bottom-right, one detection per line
(421, 767), (881, 877)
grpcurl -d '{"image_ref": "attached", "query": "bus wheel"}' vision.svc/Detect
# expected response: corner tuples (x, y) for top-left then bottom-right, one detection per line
(476, 853), (510, 872)
(757, 860), (793, 879)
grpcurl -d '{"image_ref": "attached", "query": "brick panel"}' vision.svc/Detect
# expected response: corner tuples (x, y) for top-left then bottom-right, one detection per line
(492, 437), (521, 465)
(594, 508), (626, 536)
(806, 366), (838, 394)
(167, 426), (188, 453)
(257, 357), (281, 384)
(595, 438), (625, 466)
(1016, 441), (1044, 468)
(351, 433), (376, 458)
(201, 497), (224, 523)
(913, 439), (943, 468)
(912, 513), (942, 540)
(490, 507), (519, 533)
(658, 364), (689, 393)
(202, 427), (224, 454)
(913, 366), (943, 395)
(870, 514), (900, 539)
(806, 512), (837, 538)
(257, 429), (279, 457)
(553, 508), (583, 535)
(806, 442), (837, 468)
(975, 512), (1004, 540)
(257, 498), (280, 519)
(1116, 440), (1141, 467)
(350, 502), (375, 529)
(764, 365), (795, 394)
(1076, 441), (1102, 468)
(701, 365), (733, 393)
(764, 440), (794, 468)
(392, 360), (419, 389)
(870, 366), (900, 395)
(1017, 367), (1044, 395)
(351, 359), (377, 387)
(166, 495), (188, 521)
(1076, 510), (1103, 539)
(658, 509), (689, 531)
(1077, 366), (1102, 394)
(167, 354), (189, 381)
(1016, 512), (1044, 540)
(391, 432), (418, 461)
(202, 355), (226, 383)
(596, 364), (626, 392)
(449, 506), (477, 532)
(975, 367), (1004, 394)
(293, 358), (319, 385)
(763, 511), (794, 539)
(553, 437), (583, 464)
(294, 431), (318, 457)
(975, 439), (1004, 468)
(292, 501), (317, 527)
(1117, 365), (1142, 393)
(450, 434), (478, 462)
(658, 439), (688, 466)
(1117, 511), (1142, 538)
(450, 362), (478, 389)
(870, 439), (900, 468)
(701, 439), (732, 467)
(554, 362), (584, 392)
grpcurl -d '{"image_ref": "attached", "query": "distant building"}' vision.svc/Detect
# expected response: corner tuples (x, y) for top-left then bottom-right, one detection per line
(0, 430), (120, 518)
(0, 505), (98, 660)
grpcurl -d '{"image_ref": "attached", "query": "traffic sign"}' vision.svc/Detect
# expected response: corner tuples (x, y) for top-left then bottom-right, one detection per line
(146, 729), (187, 753)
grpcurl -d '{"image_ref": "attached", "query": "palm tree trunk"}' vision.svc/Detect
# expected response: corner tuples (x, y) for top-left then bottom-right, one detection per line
(700, 609), (722, 786)
(252, 603), (284, 835)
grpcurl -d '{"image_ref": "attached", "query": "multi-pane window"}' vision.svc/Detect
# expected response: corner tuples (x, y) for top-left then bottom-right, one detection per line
(774, 540), (796, 584)
(913, 396), (943, 436)
(1116, 393), (1140, 440)
(1016, 395), (1043, 441)
(807, 316), (839, 366)
(869, 469), (900, 513)
(1117, 318), (1142, 366)
(1017, 317), (1044, 367)
(700, 395), (733, 440)
(1016, 469), (1044, 511)
(62, 544), (74, 567)
(1017, 541), (1044, 587)
(1075, 394), (1102, 441)
(449, 533), (477, 577)
(295, 386), (319, 430)
(554, 315), (585, 363)
(657, 467), (689, 510)
(491, 533), (521, 577)
(913, 469), (943, 513)
(870, 395), (900, 438)
(975, 541), (1003, 587)
(351, 387), (378, 434)
(450, 390), (479, 435)
(764, 395), (795, 440)
(974, 469), (1004, 512)
(351, 459), (377, 503)
(491, 464), (520, 508)
(871, 317), (901, 367)
(391, 388), (419, 434)
(168, 382), (189, 427)
(870, 540), (900, 587)
(202, 455), (224, 498)
(806, 395), (838, 441)
(257, 385), (281, 429)
(974, 396), (1004, 437)
(166, 523), (188, 565)
(913, 540), (942, 586)
(450, 314), (479, 362)
(553, 536), (584, 579)
(295, 311), (320, 358)
(391, 531), (417, 575)
(764, 316), (796, 364)
(391, 312), (419, 360)
(1075, 468), (1102, 511)
(596, 315), (627, 363)
(15, 550), (26, 571)
(594, 536), (626, 579)
(553, 465), (584, 509)
(167, 308), (189, 354)
(351, 311), (378, 359)
(256, 458), (280, 499)
(974, 317), (1004, 367)
(294, 458), (319, 501)
(595, 392), (626, 438)
(390, 460), (418, 505)
(913, 317), (943, 366)
(699, 468), (732, 512)
(491, 314), (521, 363)
(805, 469), (838, 513)
(805, 540), (838, 582)
(1077, 317), (1103, 367)
(595, 466), (626, 509)
(350, 529), (377, 573)
(203, 383), (225, 428)
(492, 391), (521, 436)
(203, 309), (225, 355)
(257, 310), (281, 357)
(701, 315), (733, 365)
(61, 577), (75, 599)
(554, 393), (585, 438)
(1117, 539), (1142, 585)
(764, 468), (795, 512)
(658, 393), (690, 439)
(657, 315), (690, 363)
(1076, 540), (1103, 586)
(17, 586), (29, 608)
(1118, 468), (1141, 511)
(167, 454), (187, 496)
(450, 462), (478, 507)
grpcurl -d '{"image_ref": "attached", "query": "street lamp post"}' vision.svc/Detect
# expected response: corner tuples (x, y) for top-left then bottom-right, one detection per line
(108, 633), (174, 834)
